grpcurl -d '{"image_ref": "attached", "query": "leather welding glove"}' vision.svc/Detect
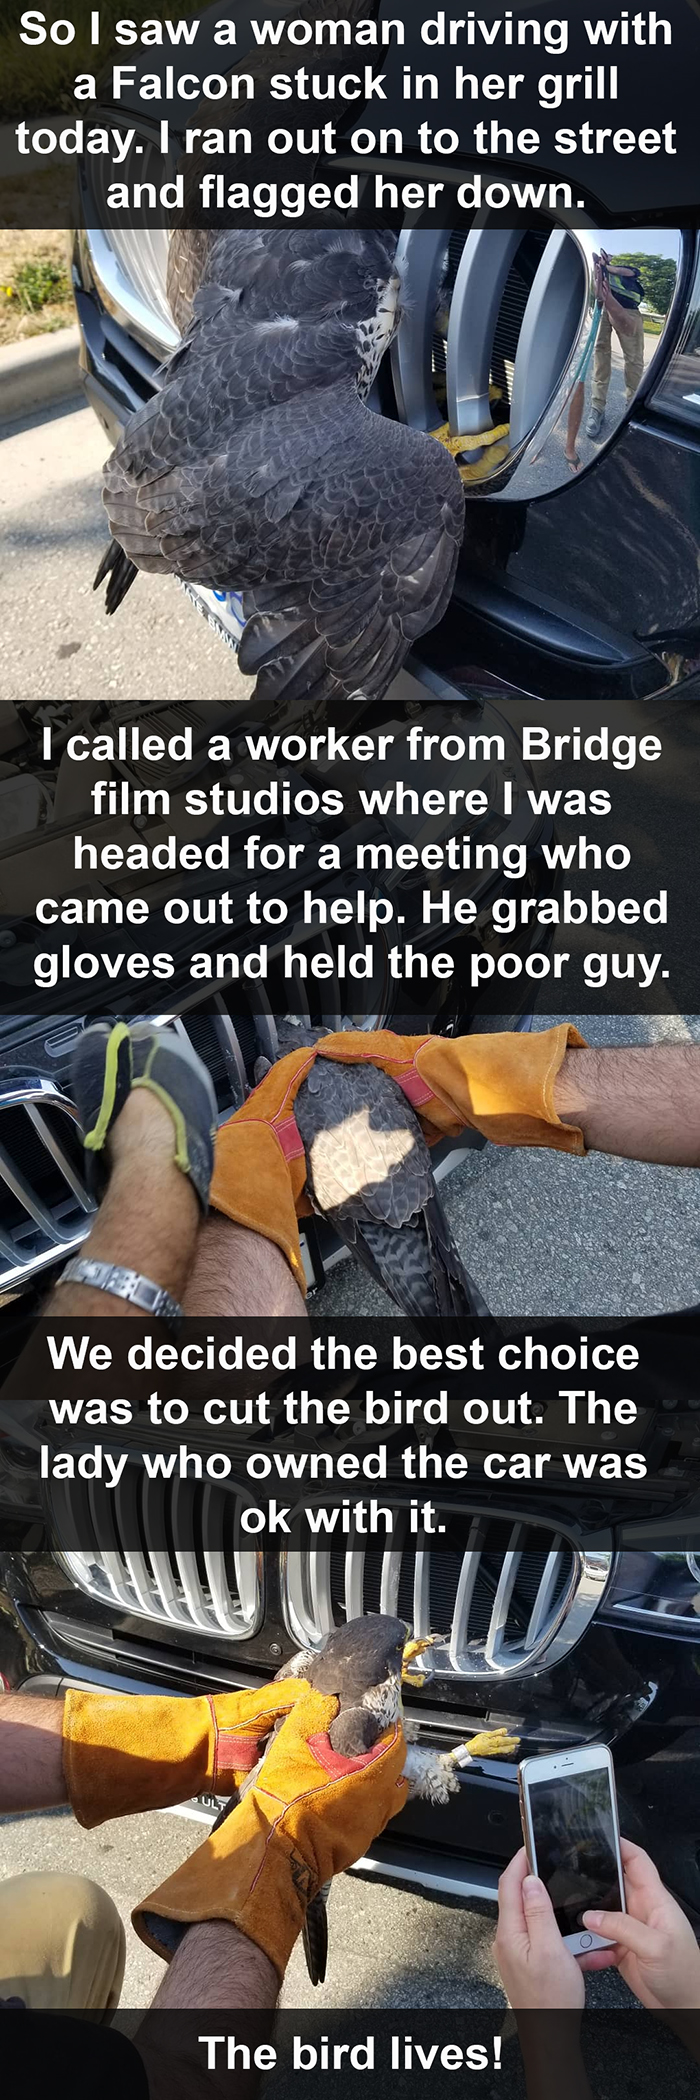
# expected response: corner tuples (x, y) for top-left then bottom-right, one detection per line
(62, 1680), (309, 1829)
(210, 1023), (587, 1291)
(133, 1685), (408, 1979)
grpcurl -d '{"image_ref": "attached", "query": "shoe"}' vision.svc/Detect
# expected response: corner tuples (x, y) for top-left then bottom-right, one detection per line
(70, 1021), (217, 1211)
(586, 408), (605, 440)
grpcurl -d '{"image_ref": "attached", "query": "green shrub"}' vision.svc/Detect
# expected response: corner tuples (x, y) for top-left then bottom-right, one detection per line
(11, 257), (70, 311)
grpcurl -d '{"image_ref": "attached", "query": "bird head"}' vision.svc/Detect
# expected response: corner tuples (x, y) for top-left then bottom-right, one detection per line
(303, 1614), (439, 1732)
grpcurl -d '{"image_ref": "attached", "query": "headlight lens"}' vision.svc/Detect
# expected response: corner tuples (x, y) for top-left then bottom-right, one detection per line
(607, 1551), (700, 1630)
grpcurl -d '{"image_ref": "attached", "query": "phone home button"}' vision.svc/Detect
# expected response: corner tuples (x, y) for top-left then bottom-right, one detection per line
(579, 1933), (593, 1950)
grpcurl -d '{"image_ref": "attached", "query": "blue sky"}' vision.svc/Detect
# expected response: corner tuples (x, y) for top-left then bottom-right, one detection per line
(603, 230), (680, 259)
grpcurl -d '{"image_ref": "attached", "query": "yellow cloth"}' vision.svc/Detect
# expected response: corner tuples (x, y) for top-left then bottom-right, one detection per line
(63, 1681), (308, 1829)
(133, 1686), (407, 1979)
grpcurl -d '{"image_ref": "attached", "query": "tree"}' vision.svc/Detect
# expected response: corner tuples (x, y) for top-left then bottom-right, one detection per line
(612, 253), (678, 315)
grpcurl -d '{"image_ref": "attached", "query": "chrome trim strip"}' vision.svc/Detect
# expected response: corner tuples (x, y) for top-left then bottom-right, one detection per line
(391, 228), (451, 429)
(84, 224), (178, 357)
(508, 230), (588, 451)
(447, 229), (523, 435)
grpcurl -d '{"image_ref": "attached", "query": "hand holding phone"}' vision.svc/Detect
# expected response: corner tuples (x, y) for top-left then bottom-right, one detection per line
(518, 1745), (625, 1956)
(496, 1849), (586, 2009)
(579, 1838), (700, 2009)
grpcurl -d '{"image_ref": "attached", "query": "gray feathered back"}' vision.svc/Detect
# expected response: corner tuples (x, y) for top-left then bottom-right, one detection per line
(100, 227), (465, 708)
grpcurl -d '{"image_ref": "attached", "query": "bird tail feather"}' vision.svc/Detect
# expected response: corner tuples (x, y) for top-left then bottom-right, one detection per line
(93, 536), (139, 615)
(302, 1886), (330, 1988)
(329, 1208), (490, 1327)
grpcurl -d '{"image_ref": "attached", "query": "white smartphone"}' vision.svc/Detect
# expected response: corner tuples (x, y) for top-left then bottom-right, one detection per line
(518, 1744), (626, 1956)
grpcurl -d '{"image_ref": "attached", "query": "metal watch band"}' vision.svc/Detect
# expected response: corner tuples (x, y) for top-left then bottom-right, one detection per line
(57, 1257), (183, 1326)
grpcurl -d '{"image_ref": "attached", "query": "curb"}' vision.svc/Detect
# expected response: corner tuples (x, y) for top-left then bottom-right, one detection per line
(0, 324), (82, 423)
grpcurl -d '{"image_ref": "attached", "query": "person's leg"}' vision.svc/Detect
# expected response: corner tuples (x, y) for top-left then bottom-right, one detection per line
(184, 1213), (306, 1318)
(621, 308), (645, 403)
(0, 1872), (125, 2014)
(590, 308), (612, 412)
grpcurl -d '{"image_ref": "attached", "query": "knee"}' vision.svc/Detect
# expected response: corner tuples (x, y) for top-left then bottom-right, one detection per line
(61, 1874), (126, 2009)
(0, 1872), (126, 2012)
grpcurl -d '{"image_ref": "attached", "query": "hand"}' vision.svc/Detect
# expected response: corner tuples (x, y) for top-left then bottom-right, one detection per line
(495, 1849), (585, 2009)
(134, 1685), (408, 1979)
(580, 1838), (700, 2009)
(63, 1678), (310, 1829)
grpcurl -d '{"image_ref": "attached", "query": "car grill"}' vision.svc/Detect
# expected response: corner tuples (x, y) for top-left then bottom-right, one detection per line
(53, 1476), (263, 1641)
(282, 1526), (612, 1679)
(0, 1087), (95, 1296)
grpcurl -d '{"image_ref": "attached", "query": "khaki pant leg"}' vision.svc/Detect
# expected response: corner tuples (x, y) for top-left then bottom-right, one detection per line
(591, 308), (612, 409)
(622, 309), (645, 402)
(0, 1872), (125, 2014)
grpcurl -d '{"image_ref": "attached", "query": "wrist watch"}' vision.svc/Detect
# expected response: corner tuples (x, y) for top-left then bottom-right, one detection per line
(56, 1257), (183, 1327)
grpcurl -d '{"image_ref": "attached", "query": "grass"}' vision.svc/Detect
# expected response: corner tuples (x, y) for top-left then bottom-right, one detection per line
(0, 227), (74, 345)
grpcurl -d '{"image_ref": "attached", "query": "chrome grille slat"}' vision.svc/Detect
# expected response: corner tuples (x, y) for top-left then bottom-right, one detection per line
(25, 1104), (93, 1212)
(0, 1084), (95, 1292)
(345, 1548), (365, 1621)
(412, 1546), (431, 1640)
(379, 1548), (403, 1617)
(282, 1522), (613, 1681)
(484, 1525), (524, 1665)
(0, 1135), (69, 1239)
(449, 1520), (485, 1670)
(524, 1540), (564, 1652)
(52, 1466), (263, 1642)
(309, 1552), (335, 1637)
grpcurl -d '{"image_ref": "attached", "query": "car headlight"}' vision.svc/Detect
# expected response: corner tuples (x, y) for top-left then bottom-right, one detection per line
(606, 1552), (700, 1632)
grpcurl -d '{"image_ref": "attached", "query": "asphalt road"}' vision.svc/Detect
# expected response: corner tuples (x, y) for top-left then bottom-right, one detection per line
(0, 393), (252, 705)
(318, 1011), (700, 1320)
(0, 1797), (641, 2014)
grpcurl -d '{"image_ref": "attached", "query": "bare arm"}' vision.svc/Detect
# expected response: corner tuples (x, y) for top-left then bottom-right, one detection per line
(0, 1693), (67, 1810)
(555, 1045), (700, 1166)
(149, 1921), (278, 2010)
(137, 1924), (278, 2100)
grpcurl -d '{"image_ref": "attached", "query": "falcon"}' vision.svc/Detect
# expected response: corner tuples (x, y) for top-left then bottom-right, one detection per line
(94, 227), (465, 710)
(261, 1022), (490, 1322)
(213, 1615), (519, 1985)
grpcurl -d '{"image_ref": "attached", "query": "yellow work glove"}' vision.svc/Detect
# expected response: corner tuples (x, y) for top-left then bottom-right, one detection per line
(62, 1680), (309, 1829)
(210, 1024), (587, 1290)
(133, 1685), (408, 1978)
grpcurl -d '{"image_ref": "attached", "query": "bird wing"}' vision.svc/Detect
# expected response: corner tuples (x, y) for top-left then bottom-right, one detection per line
(295, 1060), (434, 1228)
(237, 405), (464, 707)
(295, 1058), (490, 1322)
(101, 356), (463, 694)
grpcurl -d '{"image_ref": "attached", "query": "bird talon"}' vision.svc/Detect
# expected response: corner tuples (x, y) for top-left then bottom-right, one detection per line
(449, 1728), (521, 1766)
(402, 1633), (440, 1678)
